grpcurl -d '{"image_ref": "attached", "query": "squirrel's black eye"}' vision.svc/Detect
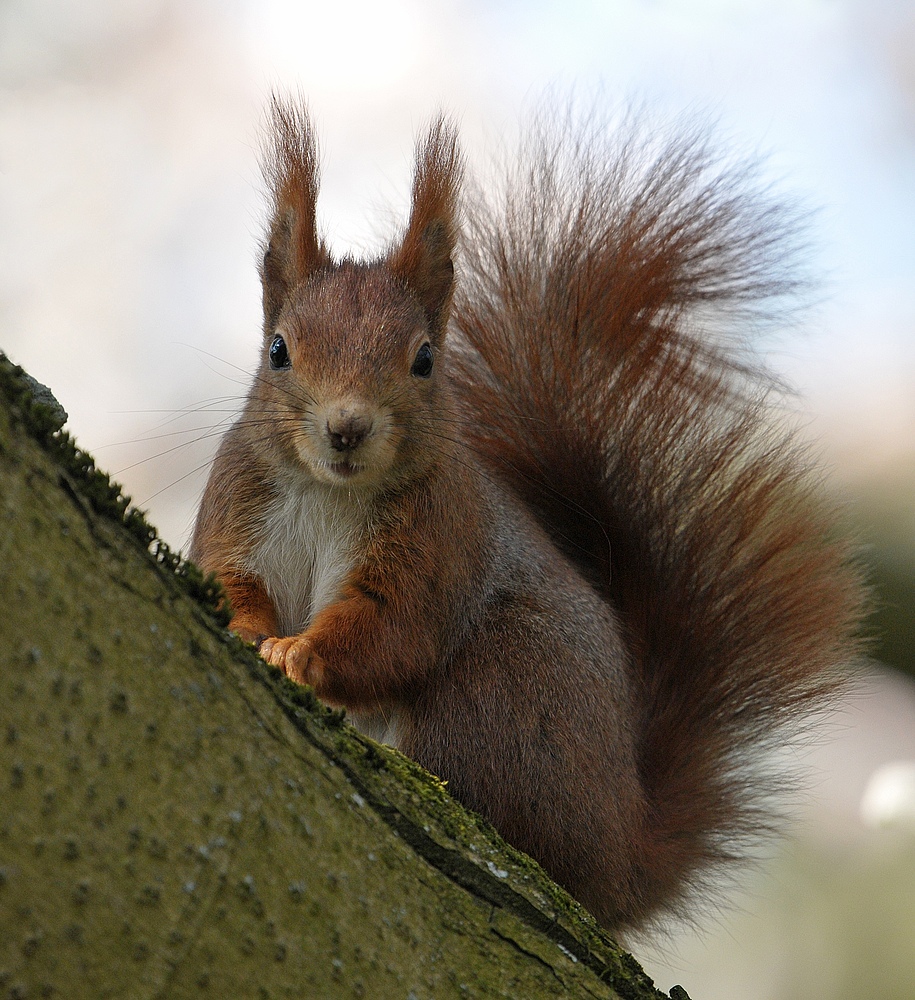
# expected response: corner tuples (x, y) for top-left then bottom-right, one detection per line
(411, 342), (434, 379)
(269, 335), (290, 370)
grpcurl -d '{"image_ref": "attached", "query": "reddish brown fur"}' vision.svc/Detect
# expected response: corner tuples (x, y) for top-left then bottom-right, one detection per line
(260, 96), (331, 330)
(389, 116), (461, 336)
(190, 100), (866, 933)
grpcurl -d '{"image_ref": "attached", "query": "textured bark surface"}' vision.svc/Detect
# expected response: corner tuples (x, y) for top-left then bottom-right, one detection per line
(0, 355), (685, 1000)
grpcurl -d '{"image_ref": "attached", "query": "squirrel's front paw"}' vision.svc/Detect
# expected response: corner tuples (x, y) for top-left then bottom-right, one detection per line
(259, 635), (326, 688)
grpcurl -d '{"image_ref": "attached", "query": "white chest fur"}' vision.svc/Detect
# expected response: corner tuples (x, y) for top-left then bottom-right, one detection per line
(242, 476), (365, 636)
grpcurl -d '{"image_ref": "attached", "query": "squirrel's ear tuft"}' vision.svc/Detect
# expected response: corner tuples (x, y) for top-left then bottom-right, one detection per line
(260, 95), (330, 330)
(389, 116), (462, 336)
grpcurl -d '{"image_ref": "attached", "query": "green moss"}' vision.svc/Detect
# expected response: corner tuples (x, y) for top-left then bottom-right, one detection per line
(0, 352), (229, 627)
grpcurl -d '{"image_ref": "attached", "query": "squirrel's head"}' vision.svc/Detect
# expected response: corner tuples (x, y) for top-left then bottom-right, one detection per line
(249, 97), (461, 490)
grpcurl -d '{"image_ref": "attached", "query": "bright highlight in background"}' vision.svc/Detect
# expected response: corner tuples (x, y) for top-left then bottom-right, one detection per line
(861, 760), (915, 829)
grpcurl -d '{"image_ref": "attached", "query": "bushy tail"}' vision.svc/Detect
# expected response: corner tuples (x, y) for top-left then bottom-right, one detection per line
(449, 108), (867, 925)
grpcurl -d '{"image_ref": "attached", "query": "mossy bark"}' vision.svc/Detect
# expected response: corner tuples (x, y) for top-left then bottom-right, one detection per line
(0, 355), (683, 1000)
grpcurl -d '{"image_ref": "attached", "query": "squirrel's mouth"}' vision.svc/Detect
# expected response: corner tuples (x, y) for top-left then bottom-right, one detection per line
(296, 427), (397, 487)
(295, 438), (377, 486)
(316, 456), (372, 483)
(329, 460), (359, 479)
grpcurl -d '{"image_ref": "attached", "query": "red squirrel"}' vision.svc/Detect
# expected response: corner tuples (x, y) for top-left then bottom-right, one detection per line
(190, 98), (865, 933)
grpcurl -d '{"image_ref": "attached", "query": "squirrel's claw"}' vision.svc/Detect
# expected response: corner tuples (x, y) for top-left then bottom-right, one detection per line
(260, 635), (326, 689)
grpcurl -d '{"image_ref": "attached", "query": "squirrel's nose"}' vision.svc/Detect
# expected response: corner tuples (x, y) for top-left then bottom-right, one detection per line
(326, 411), (372, 452)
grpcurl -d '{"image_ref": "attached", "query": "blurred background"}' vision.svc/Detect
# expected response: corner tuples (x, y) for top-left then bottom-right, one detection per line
(1, 1), (913, 996)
